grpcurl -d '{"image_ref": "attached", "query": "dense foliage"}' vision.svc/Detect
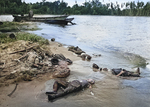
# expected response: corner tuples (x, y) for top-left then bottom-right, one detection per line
(0, 0), (150, 16)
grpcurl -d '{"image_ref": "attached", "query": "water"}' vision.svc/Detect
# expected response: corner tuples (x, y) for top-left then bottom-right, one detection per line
(1, 15), (150, 107)
(29, 16), (150, 69)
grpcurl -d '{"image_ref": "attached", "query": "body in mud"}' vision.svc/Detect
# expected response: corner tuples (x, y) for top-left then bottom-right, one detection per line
(111, 68), (140, 77)
(45, 79), (95, 101)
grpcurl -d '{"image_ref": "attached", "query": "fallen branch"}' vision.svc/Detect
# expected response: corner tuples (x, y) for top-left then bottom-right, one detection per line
(8, 83), (18, 97)
(9, 45), (38, 54)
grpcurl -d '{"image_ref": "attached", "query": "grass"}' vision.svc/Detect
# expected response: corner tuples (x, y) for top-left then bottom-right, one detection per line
(0, 21), (48, 45)
(0, 22), (24, 32)
(0, 22), (40, 32)
(0, 22), (26, 27)
(0, 32), (49, 45)
(17, 32), (49, 45)
(0, 26), (19, 32)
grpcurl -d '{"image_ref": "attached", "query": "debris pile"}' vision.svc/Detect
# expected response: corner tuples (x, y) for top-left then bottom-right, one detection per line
(0, 40), (72, 87)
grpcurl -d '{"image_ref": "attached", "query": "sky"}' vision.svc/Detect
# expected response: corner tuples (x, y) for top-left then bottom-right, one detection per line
(24, 0), (149, 7)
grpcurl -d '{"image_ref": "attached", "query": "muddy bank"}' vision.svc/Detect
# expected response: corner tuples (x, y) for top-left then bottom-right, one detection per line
(0, 38), (146, 107)
(0, 37), (83, 106)
(0, 38), (86, 85)
(0, 21), (86, 106)
(1, 73), (148, 107)
(0, 22), (147, 107)
(0, 35), (147, 107)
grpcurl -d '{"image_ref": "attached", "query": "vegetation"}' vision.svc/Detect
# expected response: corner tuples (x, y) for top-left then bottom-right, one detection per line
(0, 22), (40, 32)
(0, 0), (150, 16)
(0, 22), (24, 32)
(16, 32), (49, 45)
(0, 32), (49, 45)
(0, 22), (49, 45)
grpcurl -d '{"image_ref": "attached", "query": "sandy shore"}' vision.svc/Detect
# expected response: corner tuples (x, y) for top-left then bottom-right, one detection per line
(0, 41), (81, 107)
(0, 41), (146, 107)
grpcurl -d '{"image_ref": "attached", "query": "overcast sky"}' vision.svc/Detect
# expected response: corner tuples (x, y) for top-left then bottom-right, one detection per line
(24, 0), (149, 6)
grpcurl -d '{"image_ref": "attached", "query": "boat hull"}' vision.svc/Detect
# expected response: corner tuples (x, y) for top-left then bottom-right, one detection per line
(29, 15), (69, 22)
(46, 18), (74, 25)
(13, 15), (69, 22)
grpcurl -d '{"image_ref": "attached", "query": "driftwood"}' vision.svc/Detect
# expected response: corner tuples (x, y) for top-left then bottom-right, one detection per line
(8, 83), (18, 97)
(9, 45), (38, 54)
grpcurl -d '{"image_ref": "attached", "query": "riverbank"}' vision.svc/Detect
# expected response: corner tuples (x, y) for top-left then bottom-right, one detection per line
(0, 38), (141, 107)
(0, 40), (81, 107)
(0, 24), (122, 107)
(0, 22), (79, 106)
(0, 20), (149, 107)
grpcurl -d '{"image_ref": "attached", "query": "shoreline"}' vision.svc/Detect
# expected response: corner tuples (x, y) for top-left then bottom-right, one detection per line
(0, 39), (143, 107)
(0, 21), (148, 107)
(0, 40), (83, 106)
(0, 38), (125, 107)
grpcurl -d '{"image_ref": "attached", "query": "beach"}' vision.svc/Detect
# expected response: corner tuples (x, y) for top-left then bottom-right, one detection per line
(0, 40), (123, 107)
(0, 40), (147, 107)
(0, 41), (78, 106)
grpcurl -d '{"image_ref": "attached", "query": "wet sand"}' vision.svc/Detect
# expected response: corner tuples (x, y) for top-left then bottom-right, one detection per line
(1, 74), (148, 107)
(0, 41), (80, 107)
(0, 41), (149, 107)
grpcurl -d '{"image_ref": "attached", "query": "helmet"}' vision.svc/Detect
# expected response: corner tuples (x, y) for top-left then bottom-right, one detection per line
(87, 79), (95, 84)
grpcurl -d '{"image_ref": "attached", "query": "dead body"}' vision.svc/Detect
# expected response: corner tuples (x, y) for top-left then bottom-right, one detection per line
(45, 79), (94, 101)
(111, 68), (140, 77)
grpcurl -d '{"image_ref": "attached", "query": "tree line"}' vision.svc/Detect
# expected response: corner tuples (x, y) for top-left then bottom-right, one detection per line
(0, 0), (150, 16)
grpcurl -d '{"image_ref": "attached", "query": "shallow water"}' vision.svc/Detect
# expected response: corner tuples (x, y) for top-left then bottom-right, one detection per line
(1, 15), (150, 107)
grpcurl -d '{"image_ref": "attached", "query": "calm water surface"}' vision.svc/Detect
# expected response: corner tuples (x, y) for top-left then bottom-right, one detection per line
(1, 15), (150, 107)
